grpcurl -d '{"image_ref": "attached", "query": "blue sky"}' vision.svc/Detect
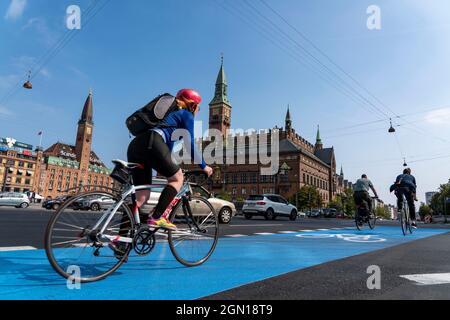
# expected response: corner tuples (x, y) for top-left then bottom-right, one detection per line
(1, 0), (450, 205)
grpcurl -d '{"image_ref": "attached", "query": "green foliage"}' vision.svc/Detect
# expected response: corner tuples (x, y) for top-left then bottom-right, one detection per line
(216, 192), (232, 202)
(294, 185), (322, 210)
(335, 188), (356, 216)
(375, 206), (390, 219)
(430, 183), (450, 215)
(419, 204), (433, 219)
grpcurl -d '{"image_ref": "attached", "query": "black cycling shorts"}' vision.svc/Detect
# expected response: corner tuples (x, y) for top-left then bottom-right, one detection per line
(127, 131), (180, 186)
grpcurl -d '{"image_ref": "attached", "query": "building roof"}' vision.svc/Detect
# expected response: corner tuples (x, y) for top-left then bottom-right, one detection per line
(279, 139), (330, 167)
(314, 147), (334, 165)
(44, 142), (106, 167)
(79, 91), (93, 125)
(209, 58), (231, 106)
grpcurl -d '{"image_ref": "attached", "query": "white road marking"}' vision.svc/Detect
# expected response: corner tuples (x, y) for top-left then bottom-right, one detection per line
(254, 233), (275, 236)
(299, 229), (314, 232)
(400, 273), (450, 285)
(278, 231), (297, 234)
(230, 224), (283, 227)
(0, 246), (36, 252)
(225, 234), (247, 238)
(317, 229), (330, 231)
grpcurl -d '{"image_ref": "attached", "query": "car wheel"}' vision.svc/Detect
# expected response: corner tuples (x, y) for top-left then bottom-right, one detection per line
(219, 207), (233, 224)
(52, 203), (60, 211)
(244, 213), (252, 220)
(265, 208), (274, 220)
(289, 210), (297, 221)
(90, 203), (100, 211)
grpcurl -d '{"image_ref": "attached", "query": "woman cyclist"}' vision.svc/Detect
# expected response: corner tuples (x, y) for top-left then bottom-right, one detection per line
(127, 89), (213, 230)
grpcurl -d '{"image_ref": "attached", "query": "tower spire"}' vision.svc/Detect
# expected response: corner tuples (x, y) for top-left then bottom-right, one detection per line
(316, 125), (322, 144)
(210, 55), (230, 105)
(315, 125), (323, 151)
(340, 165), (344, 177)
(285, 105), (292, 131)
(79, 89), (93, 125)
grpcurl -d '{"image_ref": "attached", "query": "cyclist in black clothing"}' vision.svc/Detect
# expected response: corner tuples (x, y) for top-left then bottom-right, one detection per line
(392, 168), (417, 228)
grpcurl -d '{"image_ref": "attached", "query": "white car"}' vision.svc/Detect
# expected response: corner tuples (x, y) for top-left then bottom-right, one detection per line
(140, 179), (237, 224)
(242, 194), (298, 221)
(0, 192), (30, 209)
(298, 211), (307, 218)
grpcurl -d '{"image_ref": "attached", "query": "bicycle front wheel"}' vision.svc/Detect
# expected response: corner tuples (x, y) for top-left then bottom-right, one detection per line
(45, 191), (135, 283)
(168, 196), (219, 267)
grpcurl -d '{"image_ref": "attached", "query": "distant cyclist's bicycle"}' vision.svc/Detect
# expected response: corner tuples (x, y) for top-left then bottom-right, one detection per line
(45, 160), (219, 283)
(398, 194), (413, 236)
(355, 197), (377, 231)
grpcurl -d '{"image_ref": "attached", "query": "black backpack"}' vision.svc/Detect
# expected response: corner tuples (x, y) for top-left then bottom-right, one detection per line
(126, 93), (178, 136)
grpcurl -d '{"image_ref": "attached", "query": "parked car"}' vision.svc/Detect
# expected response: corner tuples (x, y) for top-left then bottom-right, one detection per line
(308, 209), (322, 218)
(42, 196), (72, 210)
(140, 179), (237, 224)
(0, 192), (30, 209)
(242, 194), (298, 221)
(323, 208), (337, 218)
(78, 195), (116, 211)
(298, 211), (307, 218)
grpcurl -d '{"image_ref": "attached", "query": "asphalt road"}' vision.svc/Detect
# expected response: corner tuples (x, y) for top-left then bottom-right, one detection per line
(0, 205), (449, 300)
(1, 205), (438, 248)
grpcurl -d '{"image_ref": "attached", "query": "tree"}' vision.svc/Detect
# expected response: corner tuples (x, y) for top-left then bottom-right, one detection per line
(430, 183), (450, 218)
(337, 188), (356, 216)
(294, 185), (321, 211)
(375, 206), (391, 219)
(419, 204), (433, 220)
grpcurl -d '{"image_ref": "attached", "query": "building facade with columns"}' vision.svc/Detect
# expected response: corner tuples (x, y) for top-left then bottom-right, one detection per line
(183, 60), (352, 205)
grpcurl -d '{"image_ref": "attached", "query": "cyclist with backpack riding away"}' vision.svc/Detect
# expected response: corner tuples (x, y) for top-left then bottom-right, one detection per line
(353, 174), (379, 215)
(391, 168), (417, 228)
(126, 89), (213, 230)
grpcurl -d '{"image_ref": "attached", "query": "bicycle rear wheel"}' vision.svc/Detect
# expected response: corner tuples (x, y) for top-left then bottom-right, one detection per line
(368, 212), (377, 230)
(45, 191), (135, 283)
(168, 196), (219, 267)
(355, 212), (364, 231)
(400, 207), (409, 236)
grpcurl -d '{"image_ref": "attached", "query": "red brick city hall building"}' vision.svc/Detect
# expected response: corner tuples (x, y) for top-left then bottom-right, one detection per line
(183, 60), (352, 205)
(0, 91), (115, 198)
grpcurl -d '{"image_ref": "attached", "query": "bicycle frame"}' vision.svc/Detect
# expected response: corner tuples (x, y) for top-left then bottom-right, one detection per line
(89, 180), (201, 243)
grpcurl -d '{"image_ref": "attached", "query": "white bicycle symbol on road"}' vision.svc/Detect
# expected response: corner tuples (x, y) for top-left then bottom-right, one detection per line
(296, 233), (387, 243)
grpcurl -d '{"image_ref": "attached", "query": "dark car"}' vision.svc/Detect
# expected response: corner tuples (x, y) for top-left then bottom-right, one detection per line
(323, 208), (337, 218)
(42, 196), (72, 210)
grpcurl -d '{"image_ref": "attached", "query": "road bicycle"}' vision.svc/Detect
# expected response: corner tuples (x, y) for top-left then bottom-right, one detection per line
(45, 160), (219, 283)
(399, 194), (413, 236)
(355, 197), (377, 231)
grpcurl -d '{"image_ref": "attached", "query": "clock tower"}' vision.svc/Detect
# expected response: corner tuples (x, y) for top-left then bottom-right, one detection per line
(209, 57), (232, 136)
(75, 90), (94, 186)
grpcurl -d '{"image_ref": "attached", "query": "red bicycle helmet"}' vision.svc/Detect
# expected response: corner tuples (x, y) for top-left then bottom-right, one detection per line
(176, 88), (202, 105)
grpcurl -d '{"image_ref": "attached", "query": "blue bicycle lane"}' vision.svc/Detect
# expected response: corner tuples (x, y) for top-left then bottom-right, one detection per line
(0, 226), (448, 300)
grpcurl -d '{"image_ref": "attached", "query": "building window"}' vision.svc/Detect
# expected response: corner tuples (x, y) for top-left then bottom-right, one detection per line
(18, 161), (24, 167)
(15, 178), (22, 184)
(25, 179), (31, 185)
(241, 173), (247, 184)
(232, 174), (237, 184)
(242, 188), (246, 195)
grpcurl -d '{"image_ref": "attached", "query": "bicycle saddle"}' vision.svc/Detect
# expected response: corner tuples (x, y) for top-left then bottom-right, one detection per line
(112, 159), (144, 170)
